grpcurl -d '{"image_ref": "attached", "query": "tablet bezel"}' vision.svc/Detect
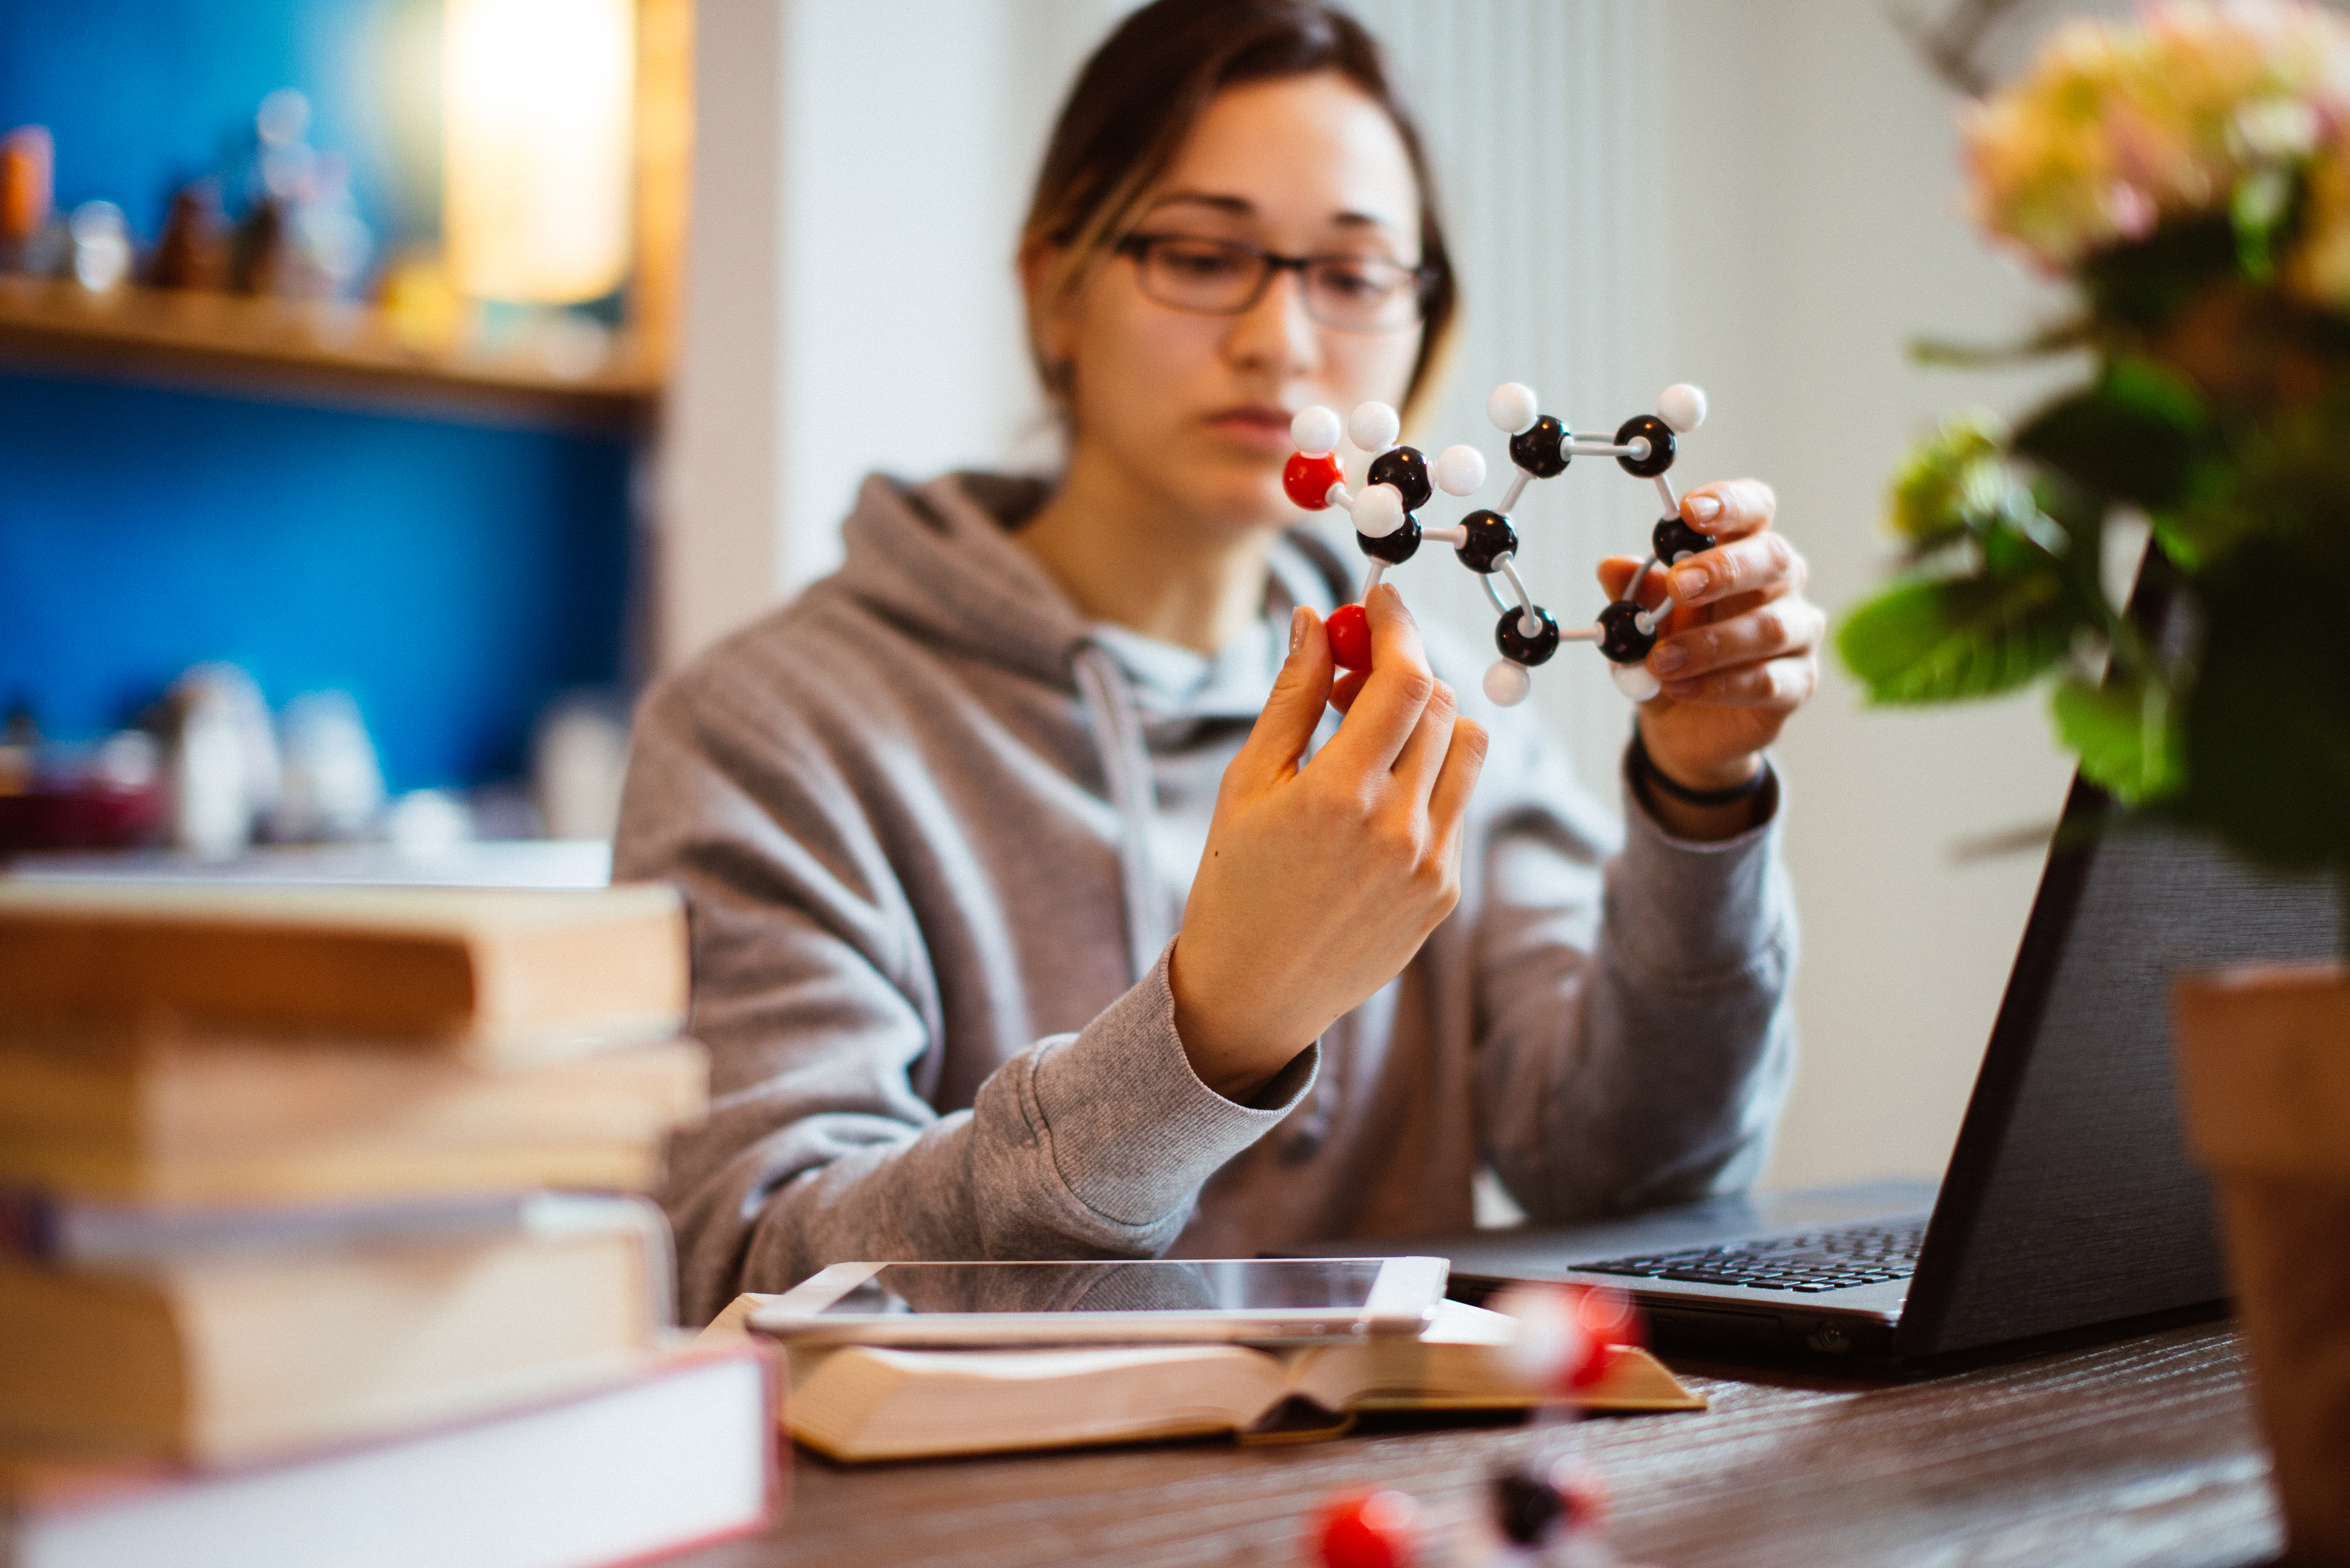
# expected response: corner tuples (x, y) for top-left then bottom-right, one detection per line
(748, 1256), (1450, 1346)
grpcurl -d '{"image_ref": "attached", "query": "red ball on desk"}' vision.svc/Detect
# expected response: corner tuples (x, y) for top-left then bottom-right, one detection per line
(1284, 450), (1344, 511)
(1325, 602), (1373, 671)
(1567, 1285), (1643, 1389)
(1312, 1488), (1419, 1568)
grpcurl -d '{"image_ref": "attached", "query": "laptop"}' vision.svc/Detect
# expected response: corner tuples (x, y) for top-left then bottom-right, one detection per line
(1294, 777), (2340, 1363)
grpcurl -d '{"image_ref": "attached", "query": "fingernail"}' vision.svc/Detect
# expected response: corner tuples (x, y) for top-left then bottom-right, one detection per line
(1672, 566), (1709, 601)
(1289, 606), (1309, 654)
(1380, 583), (1411, 615)
(1652, 642), (1687, 674)
(1686, 493), (1722, 523)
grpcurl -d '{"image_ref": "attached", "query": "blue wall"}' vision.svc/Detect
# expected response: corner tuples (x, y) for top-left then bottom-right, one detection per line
(0, 377), (632, 790)
(0, 0), (634, 794)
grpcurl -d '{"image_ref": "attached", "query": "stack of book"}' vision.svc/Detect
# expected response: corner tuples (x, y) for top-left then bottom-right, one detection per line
(0, 883), (779, 1568)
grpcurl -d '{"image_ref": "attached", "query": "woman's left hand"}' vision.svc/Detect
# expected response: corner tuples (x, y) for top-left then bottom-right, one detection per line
(1598, 478), (1820, 818)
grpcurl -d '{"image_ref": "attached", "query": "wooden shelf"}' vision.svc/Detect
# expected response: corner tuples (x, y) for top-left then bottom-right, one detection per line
(0, 277), (661, 432)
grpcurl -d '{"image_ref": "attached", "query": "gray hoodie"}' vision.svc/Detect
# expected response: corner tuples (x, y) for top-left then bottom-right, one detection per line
(616, 472), (1797, 1324)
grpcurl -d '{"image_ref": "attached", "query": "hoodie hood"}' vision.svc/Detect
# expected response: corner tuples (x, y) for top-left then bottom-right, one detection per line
(828, 471), (1352, 712)
(821, 470), (1351, 986)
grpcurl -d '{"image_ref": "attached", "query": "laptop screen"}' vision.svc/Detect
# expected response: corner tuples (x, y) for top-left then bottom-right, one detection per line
(1897, 780), (2340, 1356)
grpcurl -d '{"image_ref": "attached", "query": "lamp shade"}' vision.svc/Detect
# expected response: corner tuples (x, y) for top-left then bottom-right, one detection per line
(443, 0), (635, 304)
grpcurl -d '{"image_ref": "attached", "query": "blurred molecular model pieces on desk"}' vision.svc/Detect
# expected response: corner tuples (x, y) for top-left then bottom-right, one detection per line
(1311, 1462), (1622, 1568)
(1284, 382), (1715, 709)
(1307, 1284), (1655, 1568)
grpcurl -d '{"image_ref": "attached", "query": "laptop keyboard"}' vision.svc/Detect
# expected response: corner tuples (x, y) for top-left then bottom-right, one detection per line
(1572, 1220), (1926, 1294)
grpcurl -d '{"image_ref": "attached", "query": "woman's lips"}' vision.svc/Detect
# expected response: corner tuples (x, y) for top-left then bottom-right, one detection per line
(1205, 405), (1298, 452)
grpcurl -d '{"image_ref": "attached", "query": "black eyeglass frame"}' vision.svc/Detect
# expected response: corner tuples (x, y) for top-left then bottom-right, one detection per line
(1112, 232), (1439, 332)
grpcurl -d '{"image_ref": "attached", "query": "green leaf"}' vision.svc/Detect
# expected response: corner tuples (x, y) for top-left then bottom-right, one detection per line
(1887, 414), (2027, 551)
(2231, 168), (2291, 283)
(2149, 505), (2252, 573)
(2050, 673), (2183, 805)
(1908, 320), (2094, 368)
(2012, 357), (2208, 511)
(1837, 570), (2076, 705)
(2176, 553), (2350, 878)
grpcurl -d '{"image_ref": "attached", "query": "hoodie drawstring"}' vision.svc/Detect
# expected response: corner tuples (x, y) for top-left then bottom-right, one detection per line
(1072, 644), (1167, 985)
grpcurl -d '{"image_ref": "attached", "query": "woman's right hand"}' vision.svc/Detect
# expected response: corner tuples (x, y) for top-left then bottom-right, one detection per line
(1169, 585), (1488, 1101)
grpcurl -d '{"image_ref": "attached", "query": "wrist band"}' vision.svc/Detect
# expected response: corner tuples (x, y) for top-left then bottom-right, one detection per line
(1628, 730), (1770, 807)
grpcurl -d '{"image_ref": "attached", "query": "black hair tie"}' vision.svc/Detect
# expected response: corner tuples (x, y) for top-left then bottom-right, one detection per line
(1629, 729), (1771, 807)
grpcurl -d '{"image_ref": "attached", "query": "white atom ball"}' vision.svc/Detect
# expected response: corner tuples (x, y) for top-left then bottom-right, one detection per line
(1489, 1283), (1589, 1391)
(1611, 661), (1663, 702)
(1290, 405), (1342, 457)
(1486, 382), (1539, 435)
(1351, 483), (1407, 538)
(1433, 443), (1487, 497)
(1483, 659), (1532, 707)
(1346, 401), (1401, 454)
(1658, 383), (1708, 434)
(1353, 484), (1400, 541)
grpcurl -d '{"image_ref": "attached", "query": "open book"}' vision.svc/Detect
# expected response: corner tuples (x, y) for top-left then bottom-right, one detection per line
(703, 1295), (1703, 1462)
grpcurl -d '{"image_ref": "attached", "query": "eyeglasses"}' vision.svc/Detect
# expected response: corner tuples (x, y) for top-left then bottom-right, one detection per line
(1114, 233), (1433, 333)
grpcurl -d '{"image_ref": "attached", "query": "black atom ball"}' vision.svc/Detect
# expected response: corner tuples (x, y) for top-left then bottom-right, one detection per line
(1615, 413), (1676, 478)
(1494, 1469), (1567, 1548)
(1494, 604), (1560, 667)
(1598, 598), (1658, 664)
(1366, 445), (1433, 511)
(1508, 414), (1570, 479)
(1455, 509), (1518, 574)
(1653, 514), (1714, 564)
(1356, 518), (1422, 564)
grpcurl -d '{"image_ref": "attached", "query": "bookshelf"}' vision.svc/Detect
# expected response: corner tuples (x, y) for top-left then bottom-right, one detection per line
(0, 278), (658, 432)
(0, 0), (690, 435)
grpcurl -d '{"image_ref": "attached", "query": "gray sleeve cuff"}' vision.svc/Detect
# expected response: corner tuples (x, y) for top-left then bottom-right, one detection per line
(1609, 769), (1788, 985)
(1022, 942), (1319, 1229)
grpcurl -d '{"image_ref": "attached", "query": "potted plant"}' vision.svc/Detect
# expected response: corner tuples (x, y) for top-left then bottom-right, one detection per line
(1839, 4), (2350, 1559)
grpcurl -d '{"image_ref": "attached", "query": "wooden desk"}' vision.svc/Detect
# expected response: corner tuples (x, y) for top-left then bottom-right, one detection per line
(685, 1323), (2277, 1567)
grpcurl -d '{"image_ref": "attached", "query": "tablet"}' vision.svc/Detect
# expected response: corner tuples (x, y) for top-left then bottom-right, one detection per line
(750, 1256), (1450, 1346)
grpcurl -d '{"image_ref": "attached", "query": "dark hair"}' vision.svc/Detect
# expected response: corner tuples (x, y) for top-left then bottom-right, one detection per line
(1020, 0), (1458, 426)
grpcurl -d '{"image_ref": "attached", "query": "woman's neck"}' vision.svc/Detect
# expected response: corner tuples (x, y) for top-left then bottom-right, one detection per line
(1018, 443), (1273, 655)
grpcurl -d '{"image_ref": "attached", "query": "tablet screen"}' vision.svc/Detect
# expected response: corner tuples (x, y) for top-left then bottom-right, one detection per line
(816, 1258), (1387, 1317)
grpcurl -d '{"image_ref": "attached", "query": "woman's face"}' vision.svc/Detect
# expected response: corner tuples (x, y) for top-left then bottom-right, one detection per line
(1039, 71), (1427, 533)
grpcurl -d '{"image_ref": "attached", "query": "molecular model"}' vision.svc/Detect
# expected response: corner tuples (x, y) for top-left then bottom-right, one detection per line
(1281, 381), (1716, 709)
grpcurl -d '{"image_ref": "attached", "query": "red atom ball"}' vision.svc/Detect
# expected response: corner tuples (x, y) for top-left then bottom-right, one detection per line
(1326, 603), (1373, 671)
(1284, 450), (1344, 511)
(1313, 1488), (1420, 1568)
(1566, 1285), (1644, 1389)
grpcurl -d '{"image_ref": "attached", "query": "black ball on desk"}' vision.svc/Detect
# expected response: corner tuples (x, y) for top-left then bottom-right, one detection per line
(1455, 509), (1518, 574)
(1598, 598), (1658, 664)
(1493, 1469), (1566, 1547)
(1356, 518), (1422, 564)
(1366, 445), (1433, 512)
(1508, 414), (1570, 479)
(1494, 605), (1561, 667)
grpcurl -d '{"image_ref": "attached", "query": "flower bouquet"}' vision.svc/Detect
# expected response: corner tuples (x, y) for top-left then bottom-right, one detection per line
(1840, 5), (2350, 1558)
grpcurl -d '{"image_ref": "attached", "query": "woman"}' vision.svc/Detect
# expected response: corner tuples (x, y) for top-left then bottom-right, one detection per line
(617, 0), (1819, 1325)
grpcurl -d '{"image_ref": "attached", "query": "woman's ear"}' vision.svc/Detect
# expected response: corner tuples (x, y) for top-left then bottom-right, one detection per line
(1019, 236), (1079, 387)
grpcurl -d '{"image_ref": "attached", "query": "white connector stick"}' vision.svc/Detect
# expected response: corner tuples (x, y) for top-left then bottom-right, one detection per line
(1497, 557), (1540, 638)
